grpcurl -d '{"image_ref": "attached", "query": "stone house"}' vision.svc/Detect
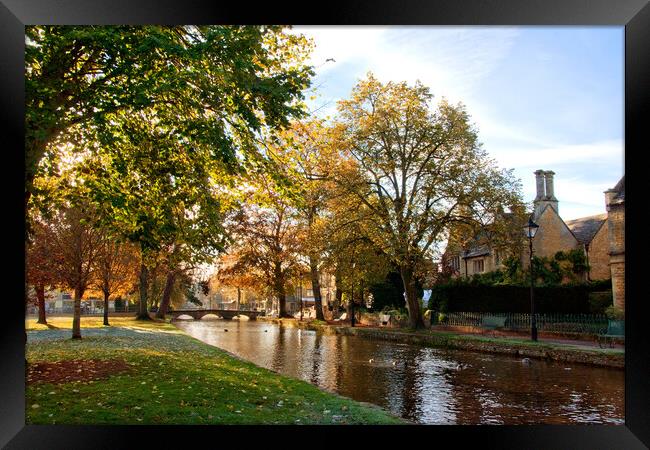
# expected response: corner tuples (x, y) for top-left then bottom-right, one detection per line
(443, 171), (625, 303)
(605, 176), (625, 310)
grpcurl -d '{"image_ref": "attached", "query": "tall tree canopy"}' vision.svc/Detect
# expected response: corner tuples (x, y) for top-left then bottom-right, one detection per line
(333, 74), (522, 328)
(25, 25), (314, 224)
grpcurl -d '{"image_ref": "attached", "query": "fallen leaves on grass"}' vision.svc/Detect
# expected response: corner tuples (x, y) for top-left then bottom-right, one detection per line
(27, 359), (131, 384)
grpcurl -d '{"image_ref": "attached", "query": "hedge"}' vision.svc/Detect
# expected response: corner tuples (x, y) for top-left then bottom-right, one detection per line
(428, 284), (612, 314)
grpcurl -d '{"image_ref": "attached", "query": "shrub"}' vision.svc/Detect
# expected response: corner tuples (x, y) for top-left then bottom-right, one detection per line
(588, 291), (613, 314)
(589, 279), (612, 290)
(605, 305), (625, 320)
(429, 284), (595, 313)
(368, 272), (406, 311)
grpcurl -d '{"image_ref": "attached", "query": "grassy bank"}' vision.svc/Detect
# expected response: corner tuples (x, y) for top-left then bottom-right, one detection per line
(262, 318), (624, 369)
(25, 317), (405, 425)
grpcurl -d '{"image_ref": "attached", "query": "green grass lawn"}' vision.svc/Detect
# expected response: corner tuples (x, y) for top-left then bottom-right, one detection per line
(25, 317), (405, 425)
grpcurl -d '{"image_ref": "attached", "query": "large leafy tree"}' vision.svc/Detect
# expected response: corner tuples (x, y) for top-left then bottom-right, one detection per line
(25, 25), (314, 226)
(77, 109), (231, 320)
(333, 74), (522, 328)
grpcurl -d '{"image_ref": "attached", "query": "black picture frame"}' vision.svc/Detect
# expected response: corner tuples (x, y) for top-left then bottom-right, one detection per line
(2, 1), (648, 448)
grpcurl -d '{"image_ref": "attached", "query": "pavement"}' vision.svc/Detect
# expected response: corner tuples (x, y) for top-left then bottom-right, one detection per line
(433, 327), (625, 351)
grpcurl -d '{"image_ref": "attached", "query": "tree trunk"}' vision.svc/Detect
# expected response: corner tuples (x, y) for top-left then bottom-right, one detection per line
(348, 290), (355, 327)
(36, 284), (47, 325)
(309, 256), (325, 321)
(278, 292), (289, 318)
(103, 289), (110, 326)
(72, 287), (83, 339)
(400, 266), (425, 329)
(334, 286), (342, 317)
(136, 261), (151, 320)
(156, 270), (176, 320)
(274, 262), (290, 318)
(334, 266), (343, 317)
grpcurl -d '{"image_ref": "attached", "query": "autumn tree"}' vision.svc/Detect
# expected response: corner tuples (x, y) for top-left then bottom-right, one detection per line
(213, 252), (265, 311)
(47, 205), (104, 339)
(223, 178), (305, 318)
(318, 185), (392, 322)
(91, 238), (139, 326)
(266, 121), (339, 320)
(333, 74), (522, 328)
(25, 218), (62, 324)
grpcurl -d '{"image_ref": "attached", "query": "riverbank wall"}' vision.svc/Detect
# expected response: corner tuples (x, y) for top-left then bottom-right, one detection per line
(260, 318), (624, 369)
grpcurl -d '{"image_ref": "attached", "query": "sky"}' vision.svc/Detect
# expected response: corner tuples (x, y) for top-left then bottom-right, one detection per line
(293, 26), (624, 221)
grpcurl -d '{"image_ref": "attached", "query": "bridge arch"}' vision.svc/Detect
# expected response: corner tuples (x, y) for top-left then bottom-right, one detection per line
(200, 313), (221, 320)
(170, 309), (264, 321)
(175, 314), (194, 320)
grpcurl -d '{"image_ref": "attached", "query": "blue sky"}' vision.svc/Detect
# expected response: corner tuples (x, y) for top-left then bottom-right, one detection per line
(293, 26), (624, 221)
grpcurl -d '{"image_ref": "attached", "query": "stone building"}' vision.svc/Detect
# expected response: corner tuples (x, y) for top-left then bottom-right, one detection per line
(605, 176), (625, 310)
(444, 170), (623, 291)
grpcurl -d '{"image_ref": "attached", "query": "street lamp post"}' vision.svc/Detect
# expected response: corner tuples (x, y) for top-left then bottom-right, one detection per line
(350, 262), (356, 327)
(524, 217), (540, 342)
(299, 275), (304, 321)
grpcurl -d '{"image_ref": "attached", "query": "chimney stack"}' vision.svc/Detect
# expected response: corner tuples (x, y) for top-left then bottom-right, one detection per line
(604, 189), (617, 209)
(533, 169), (559, 218)
(534, 170), (545, 201)
(544, 170), (557, 201)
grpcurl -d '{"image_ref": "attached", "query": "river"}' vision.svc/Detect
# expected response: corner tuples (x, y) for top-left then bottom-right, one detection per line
(174, 319), (624, 425)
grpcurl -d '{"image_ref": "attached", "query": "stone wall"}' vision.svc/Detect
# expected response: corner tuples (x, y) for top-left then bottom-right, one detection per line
(587, 223), (611, 280)
(610, 255), (625, 310)
(525, 205), (580, 265)
(607, 203), (625, 310)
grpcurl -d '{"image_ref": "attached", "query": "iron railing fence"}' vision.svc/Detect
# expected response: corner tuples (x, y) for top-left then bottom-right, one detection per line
(438, 312), (609, 335)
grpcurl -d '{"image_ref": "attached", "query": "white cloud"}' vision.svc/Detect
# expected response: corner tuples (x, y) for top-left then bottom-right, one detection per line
(491, 139), (623, 170)
(296, 26), (520, 106)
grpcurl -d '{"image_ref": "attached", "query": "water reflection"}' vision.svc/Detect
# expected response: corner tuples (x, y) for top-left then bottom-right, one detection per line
(175, 320), (624, 425)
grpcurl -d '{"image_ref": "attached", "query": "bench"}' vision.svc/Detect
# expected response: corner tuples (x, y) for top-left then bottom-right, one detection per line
(481, 315), (507, 335)
(598, 320), (624, 348)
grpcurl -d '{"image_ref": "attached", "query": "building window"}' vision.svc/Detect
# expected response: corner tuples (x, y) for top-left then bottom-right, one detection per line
(495, 250), (500, 266)
(473, 259), (484, 273)
(449, 255), (460, 271)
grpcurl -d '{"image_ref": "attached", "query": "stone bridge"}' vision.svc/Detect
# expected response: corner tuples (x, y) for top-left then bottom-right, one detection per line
(169, 309), (265, 321)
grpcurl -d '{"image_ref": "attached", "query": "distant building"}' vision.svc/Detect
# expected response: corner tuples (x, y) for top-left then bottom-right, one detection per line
(26, 288), (109, 315)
